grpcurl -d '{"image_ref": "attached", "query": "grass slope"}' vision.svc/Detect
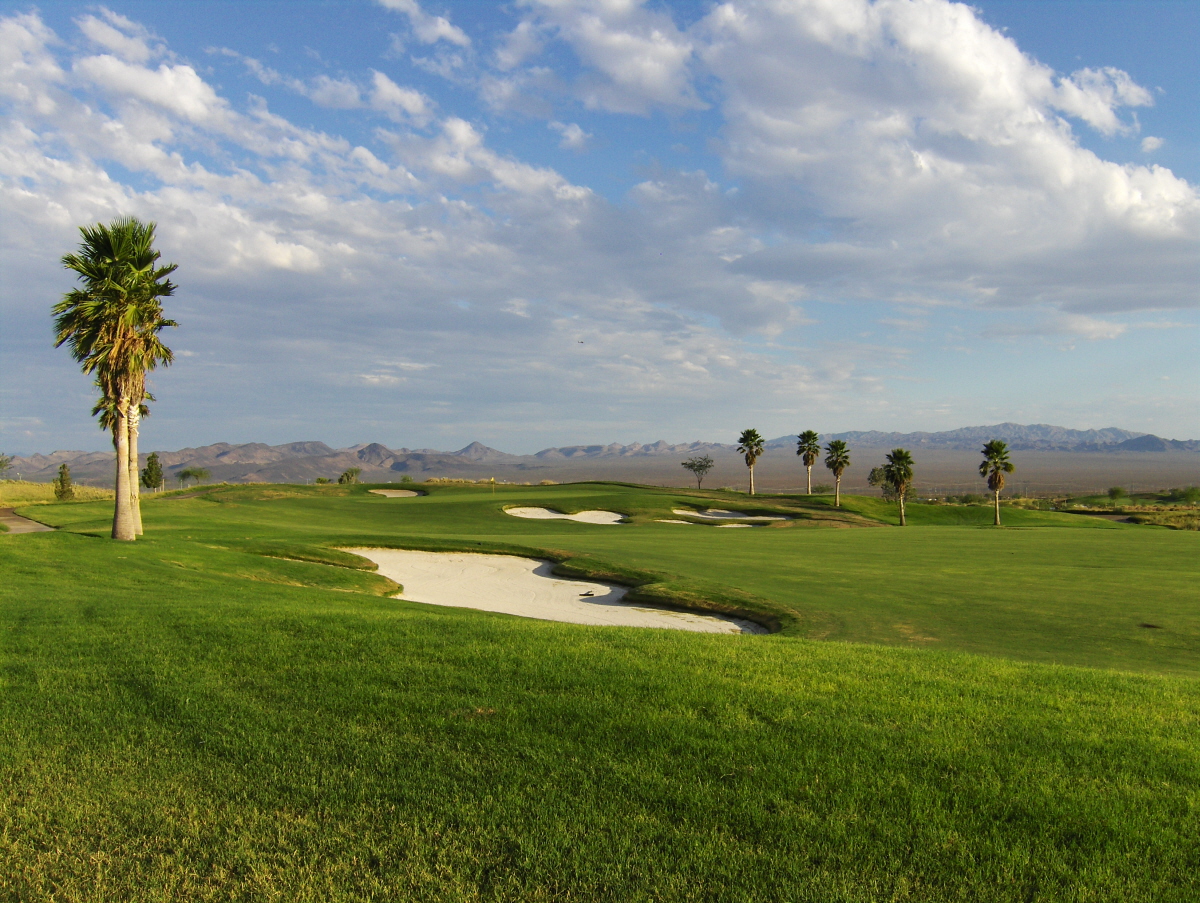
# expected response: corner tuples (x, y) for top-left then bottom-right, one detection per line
(1, 483), (1197, 900)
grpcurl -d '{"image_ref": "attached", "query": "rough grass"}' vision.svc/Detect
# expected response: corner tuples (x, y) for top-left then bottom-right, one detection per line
(0, 480), (114, 504)
(1, 482), (1198, 900)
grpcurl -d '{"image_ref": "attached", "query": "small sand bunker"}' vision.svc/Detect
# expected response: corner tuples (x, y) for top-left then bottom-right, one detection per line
(655, 519), (694, 524)
(506, 507), (625, 525)
(672, 508), (789, 521)
(370, 489), (422, 498)
(350, 549), (763, 633)
(717, 523), (754, 528)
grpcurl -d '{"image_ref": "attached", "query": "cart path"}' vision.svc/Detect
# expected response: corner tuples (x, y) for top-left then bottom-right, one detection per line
(0, 508), (56, 534)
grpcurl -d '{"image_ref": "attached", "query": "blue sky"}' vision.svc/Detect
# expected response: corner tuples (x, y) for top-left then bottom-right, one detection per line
(1, 0), (1196, 455)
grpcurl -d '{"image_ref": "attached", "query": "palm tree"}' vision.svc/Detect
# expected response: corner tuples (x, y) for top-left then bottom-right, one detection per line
(882, 448), (914, 526)
(979, 440), (1015, 526)
(54, 217), (177, 541)
(737, 429), (765, 495)
(796, 430), (821, 494)
(824, 440), (851, 507)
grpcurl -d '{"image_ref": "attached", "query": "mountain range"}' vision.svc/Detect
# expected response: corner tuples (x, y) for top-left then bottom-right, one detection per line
(4, 423), (1197, 488)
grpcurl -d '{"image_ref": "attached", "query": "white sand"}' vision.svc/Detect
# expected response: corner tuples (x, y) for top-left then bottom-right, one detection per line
(505, 506), (625, 525)
(370, 489), (422, 497)
(349, 548), (763, 633)
(672, 508), (789, 521)
(655, 519), (694, 524)
(717, 523), (755, 528)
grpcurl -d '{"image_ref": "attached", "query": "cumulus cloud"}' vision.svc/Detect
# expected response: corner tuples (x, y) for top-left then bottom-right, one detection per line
(377, 0), (470, 47)
(549, 119), (590, 150)
(516, 0), (704, 113)
(75, 9), (162, 64)
(1142, 136), (1164, 152)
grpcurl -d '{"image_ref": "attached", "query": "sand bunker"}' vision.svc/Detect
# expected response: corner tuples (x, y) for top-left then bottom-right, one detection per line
(350, 548), (763, 634)
(370, 489), (422, 498)
(505, 507), (625, 525)
(672, 508), (789, 521)
(655, 519), (694, 524)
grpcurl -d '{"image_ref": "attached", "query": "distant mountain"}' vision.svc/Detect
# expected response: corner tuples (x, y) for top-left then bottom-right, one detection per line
(5, 424), (1195, 487)
(766, 423), (1151, 451)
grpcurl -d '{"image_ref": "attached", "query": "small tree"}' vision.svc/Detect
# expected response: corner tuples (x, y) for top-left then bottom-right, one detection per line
(979, 440), (1015, 526)
(796, 431), (821, 494)
(867, 467), (902, 501)
(141, 452), (163, 491)
(882, 448), (914, 526)
(1107, 487), (1126, 501)
(824, 440), (851, 507)
(177, 467), (210, 489)
(0, 453), (12, 480)
(737, 429), (765, 495)
(314, 477), (331, 485)
(338, 467), (362, 485)
(681, 455), (715, 490)
(53, 463), (75, 501)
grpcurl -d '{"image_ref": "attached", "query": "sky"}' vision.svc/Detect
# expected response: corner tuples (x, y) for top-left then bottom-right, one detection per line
(0, 0), (1196, 455)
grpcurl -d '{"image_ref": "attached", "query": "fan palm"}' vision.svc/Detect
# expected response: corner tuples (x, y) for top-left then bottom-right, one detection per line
(979, 440), (1015, 526)
(54, 217), (177, 541)
(882, 448), (914, 526)
(737, 429), (765, 495)
(824, 440), (851, 507)
(796, 430), (821, 494)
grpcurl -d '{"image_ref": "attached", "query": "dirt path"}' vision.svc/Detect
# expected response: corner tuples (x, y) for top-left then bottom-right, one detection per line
(0, 508), (55, 534)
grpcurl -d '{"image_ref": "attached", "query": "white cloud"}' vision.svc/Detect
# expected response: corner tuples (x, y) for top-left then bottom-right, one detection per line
(1055, 67), (1153, 135)
(495, 20), (543, 71)
(1141, 136), (1164, 152)
(1, 6), (1196, 451)
(549, 120), (591, 150)
(983, 313), (1127, 341)
(74, 55), (227, 123)
(376, 0), (470, 47)
(518, 0), (703, 113)
(370, 71), (433, 124)
(307, 75), (362, 109)
(75, 10), (162, 64)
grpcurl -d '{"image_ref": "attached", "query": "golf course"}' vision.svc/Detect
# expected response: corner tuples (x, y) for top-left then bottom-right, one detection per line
(1, 481), (1197, 901)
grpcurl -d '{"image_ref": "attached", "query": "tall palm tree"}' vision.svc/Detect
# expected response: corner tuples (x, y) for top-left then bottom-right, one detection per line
(882, 448), (914, 526)
(979, 440), (1015, 526)
(737, 428), (765, 495)
(54, 217), (177, 541)
(796, 430), (821, 494)
(824, 439), (851, 507)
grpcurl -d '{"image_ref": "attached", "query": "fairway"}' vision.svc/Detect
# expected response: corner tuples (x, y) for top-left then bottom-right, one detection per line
(2, 482), (1198, 901)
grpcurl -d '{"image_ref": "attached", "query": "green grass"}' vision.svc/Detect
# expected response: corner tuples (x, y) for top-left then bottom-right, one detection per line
(2, 482), (1198, 900)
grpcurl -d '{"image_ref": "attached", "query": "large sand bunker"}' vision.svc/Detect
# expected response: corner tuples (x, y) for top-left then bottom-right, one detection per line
(505, 507), (625, 525)
(672, 508), (789, 521)
(370, 489), (422, 498)
(350, 548), (763, 633)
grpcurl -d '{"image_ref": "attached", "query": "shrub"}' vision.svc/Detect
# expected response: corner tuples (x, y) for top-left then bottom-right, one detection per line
(1108, 487), (1127, 500)
(337, 468), (362, 485)
(812, 484), (833, 494)
(52, 463), (75, 501)
(314, 477), (331, 485)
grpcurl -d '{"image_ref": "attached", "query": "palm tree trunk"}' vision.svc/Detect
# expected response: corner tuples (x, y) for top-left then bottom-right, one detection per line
(834, 475), (841, 507)
(994, 490), (1002, 526)
(128, 403), (143, 535)
(749, 464), (756, 495)
(111, 398), (136, 541)
(898, 492), (906, 526)
(806, 465), (812, 495)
